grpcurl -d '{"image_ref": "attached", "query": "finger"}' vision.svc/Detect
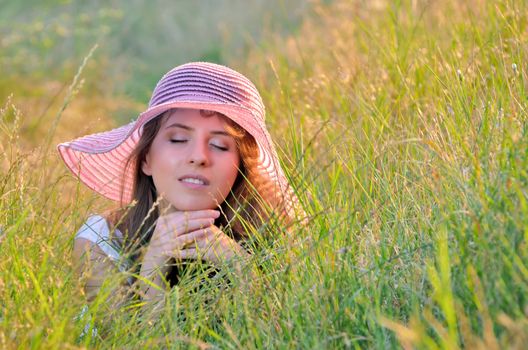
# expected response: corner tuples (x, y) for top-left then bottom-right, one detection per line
(191, 233), (220, 251)
(160, 211), (219, 232)
(168, 210), (220, 221)
(159, 217), (215, 236)
(173, 248), (198, 260)
(191, 226), (225, 247)
(174, 218), (217, 236)
(177, 227), (211, 247)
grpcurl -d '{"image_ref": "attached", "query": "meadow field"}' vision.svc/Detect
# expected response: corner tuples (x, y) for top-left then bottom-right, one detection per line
(1, 0), (527, 348)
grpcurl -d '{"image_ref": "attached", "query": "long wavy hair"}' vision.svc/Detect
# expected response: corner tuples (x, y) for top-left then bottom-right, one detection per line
(107, 109), (288, 266)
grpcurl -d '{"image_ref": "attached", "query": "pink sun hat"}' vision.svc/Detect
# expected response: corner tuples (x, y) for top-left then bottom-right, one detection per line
(57, 62), (300, 217)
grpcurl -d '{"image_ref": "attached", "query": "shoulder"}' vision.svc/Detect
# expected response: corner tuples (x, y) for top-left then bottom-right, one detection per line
(75, 214), (123, 262)
(76, 214), (110, 237)
(76, 214), (124, 239)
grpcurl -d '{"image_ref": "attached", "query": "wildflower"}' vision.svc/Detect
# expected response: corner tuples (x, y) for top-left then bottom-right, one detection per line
(498, 107), (504, 119)
(337, 246), (351, 254)
(447, 104), (455, 116)
(462, 167), (470, 179)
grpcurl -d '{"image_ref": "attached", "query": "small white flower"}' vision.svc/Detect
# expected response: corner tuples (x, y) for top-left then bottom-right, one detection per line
(337, 246), (351, 254)
(447, 104), (455, 116)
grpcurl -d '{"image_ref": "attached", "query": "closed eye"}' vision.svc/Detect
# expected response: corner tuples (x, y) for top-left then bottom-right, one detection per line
(212, 144), (228, 151)
(170, 139), (228, 151)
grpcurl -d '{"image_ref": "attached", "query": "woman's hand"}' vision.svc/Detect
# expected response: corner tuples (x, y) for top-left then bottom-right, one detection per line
(146, 209), (220, 259)
(138, 209), (220, 299)
(173, 224), (250, 265)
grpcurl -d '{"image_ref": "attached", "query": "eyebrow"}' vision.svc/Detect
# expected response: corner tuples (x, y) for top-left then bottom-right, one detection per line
(165, 122), (230, 136)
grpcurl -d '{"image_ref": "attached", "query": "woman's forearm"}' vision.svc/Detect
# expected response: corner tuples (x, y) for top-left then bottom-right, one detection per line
(137, 249), (170, 301)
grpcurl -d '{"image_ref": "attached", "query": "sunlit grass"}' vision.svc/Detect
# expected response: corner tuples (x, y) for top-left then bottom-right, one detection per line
(1, 0), (528, 348)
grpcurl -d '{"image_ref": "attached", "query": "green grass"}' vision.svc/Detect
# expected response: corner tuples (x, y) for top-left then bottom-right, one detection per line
(1, 0), (528, 348)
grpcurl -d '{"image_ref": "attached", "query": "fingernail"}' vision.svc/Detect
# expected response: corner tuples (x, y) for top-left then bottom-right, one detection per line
(213, 210), (221, 217)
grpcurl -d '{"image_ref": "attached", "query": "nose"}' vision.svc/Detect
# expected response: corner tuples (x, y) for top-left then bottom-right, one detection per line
(188, 141), (210, 166)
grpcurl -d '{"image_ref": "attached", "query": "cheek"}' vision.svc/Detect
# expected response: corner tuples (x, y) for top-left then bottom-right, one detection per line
(220, 155), (240, 188)
(230, 154), (241, 181)
(147, 147), (180, 182)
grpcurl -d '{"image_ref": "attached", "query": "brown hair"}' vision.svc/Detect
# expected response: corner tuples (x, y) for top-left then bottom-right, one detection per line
(107, 109), (284, 263)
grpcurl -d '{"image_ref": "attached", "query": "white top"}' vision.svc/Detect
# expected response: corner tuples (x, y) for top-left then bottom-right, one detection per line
(75, 214), (130, 273)
(75, 214), (132, 340)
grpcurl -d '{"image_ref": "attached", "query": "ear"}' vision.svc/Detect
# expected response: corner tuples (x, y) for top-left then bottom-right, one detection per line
(141, 154), (152, 176)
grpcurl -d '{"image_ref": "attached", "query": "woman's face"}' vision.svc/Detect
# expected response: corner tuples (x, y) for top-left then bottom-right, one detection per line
(141, 109), (241, 211)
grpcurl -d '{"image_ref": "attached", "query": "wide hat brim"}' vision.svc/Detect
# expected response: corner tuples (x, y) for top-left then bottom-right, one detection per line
(57, 100), (288, 205)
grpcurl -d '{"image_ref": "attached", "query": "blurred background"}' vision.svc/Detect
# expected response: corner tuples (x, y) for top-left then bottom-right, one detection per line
(0, 0), (313, 133)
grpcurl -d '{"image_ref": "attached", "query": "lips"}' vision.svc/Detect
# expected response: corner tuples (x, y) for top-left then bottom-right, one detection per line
(178, 174), (210, 185)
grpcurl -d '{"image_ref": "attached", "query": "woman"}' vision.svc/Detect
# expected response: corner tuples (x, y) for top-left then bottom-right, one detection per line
(58, 62), (302, 306)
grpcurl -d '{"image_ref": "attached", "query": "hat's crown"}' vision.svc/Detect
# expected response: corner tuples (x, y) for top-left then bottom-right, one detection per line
(148, 62), (266, 121)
